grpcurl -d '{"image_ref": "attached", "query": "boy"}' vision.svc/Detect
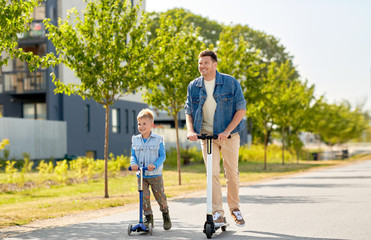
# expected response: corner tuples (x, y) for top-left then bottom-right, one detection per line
(130, 108), (172, 230)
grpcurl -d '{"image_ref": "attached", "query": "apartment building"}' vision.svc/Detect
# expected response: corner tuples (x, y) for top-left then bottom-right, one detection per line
(0, 0), (147, 159)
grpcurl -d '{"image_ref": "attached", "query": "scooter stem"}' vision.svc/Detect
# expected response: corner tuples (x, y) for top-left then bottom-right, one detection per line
(206, 138), (213, 215)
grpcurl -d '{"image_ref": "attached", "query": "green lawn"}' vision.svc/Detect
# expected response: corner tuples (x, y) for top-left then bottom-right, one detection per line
(0, 157), (366, 228)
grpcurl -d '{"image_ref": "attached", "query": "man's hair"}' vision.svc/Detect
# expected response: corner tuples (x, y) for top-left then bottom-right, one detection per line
(137, 108), (154, 122)
(198, 50), (217, 62)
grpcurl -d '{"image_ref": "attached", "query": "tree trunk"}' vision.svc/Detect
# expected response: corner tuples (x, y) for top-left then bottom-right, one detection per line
(174, 113), (181, 185)
(104, 104), (110, 198)
(281, 128), (285, 165)
(306, 133), (309, 161)
(264, 127), (268, 170)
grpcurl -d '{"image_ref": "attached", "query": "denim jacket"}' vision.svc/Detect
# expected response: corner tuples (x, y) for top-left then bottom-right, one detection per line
(185, 71), (246, 134)
(130, 132), (165, 177)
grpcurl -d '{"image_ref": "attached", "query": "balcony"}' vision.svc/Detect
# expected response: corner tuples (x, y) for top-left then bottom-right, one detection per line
(17, 20), (46, 41)
(1, 70), (46, 94)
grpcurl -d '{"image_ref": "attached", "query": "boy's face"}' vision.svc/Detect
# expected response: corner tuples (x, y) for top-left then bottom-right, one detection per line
(137, 117), (154, 137)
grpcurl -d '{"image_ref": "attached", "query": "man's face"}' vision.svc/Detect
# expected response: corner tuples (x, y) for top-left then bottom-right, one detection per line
(198, 56), (217, 80)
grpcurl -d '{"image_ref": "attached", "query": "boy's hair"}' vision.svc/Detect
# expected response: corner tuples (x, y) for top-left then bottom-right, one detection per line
(137, 108), (154, 122)
(198, 50), (218, 62)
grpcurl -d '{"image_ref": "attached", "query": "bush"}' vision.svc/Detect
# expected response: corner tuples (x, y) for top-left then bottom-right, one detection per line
(37, 160), (54, 183)
(239, 144), (295, 163)
(5, 161), (18, 183)
(165, 146), (202, 167)
(54, 160), (69, 184)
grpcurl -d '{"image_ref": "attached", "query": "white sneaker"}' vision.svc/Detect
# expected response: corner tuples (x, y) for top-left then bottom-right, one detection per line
(230, 208), (245, 227)
(213, 212), (226, 227)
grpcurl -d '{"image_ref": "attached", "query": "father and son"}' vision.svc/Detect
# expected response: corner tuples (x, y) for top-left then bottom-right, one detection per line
(130, 50), (246, 230)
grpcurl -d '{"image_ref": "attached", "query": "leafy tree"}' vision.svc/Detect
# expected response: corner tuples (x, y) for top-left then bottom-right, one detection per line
(286, 81), (320, 162)
(245, 61), (294, 170)
(217, 25), (261, 81)
(271, 71), (299, 165)
(0, 0), (38, 66)
(314, 101), (368, 150)
(147, 8), (223, 47)
(0, 0), (39, 155)
(0, 0), (53, 71)
(143, 14), (204, 185)
(44, 0), (150, 198)
(222, 24), (299, 145)
(273, 79), (317, 164)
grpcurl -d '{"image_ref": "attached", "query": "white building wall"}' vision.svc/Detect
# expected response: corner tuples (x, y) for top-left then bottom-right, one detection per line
(152, 128), (200, 151)
(0, 117), (67, 159)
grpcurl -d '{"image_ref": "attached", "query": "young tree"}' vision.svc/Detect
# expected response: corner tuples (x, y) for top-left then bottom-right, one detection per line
(273, 79), (314, 164)
(285, 81), (319, 163)
(143, 14), (204, 185)
(245, 61), (293, 170)
(314, 101), (368, 151)
(0, 0), (38, 66)
(44, 0), (150, 198)
(217, 25), (261, 82)
(0, 0), (53, 72)
(147, 8), (223, 47)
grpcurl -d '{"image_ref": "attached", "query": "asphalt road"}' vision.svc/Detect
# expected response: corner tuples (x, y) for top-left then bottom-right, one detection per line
(4, 160), (371, 240)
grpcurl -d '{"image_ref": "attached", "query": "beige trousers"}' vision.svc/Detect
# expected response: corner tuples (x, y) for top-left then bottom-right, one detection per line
(200, 133), (240, 216)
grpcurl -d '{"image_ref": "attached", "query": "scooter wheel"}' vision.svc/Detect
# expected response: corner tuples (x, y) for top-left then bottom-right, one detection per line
(127, 224), (132, 236)
(205, 223), (213, 239)
(221, 225), (226, 231)
(148, 224), (153, 235)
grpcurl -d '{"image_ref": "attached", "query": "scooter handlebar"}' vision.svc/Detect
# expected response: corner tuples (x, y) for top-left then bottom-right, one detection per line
(128, 166), (148, 171)
(189, 134), (232, 140)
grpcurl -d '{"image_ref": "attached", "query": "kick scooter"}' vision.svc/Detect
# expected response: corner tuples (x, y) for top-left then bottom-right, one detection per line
(197, 134), (229, 239)
(127, 166), (153, 236)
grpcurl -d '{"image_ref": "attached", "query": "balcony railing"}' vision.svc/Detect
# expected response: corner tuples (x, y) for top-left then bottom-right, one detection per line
(1, 70), (46, 94)
(17, 20), (46, 39)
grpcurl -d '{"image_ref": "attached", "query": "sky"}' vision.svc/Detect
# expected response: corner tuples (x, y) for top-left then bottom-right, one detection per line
(145, 0), (371, 111)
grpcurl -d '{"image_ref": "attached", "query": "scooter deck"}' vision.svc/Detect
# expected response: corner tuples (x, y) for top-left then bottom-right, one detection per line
(215, 222), (229, 230)
(215, 222), (230, 227)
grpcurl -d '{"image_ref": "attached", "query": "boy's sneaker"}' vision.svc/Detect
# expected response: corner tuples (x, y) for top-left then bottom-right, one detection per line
(230, 208), (245, 227)
(144, 214), (153, 228)
(213, 211), (226, 227)
(162, 211), (172, 230)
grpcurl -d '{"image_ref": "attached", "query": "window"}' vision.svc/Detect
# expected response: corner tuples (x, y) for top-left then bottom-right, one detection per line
(2, 44), (46, 93)
(112, 108), (120, 133)
(32, 3), (46, 21)
(23, 103), (46, 120)
(133, 110), (136, 134)
(85, 151), (96, 159)
(125, 109), (129, 133)
(17, 3), (46, 39)
(85, 104), (90, 132)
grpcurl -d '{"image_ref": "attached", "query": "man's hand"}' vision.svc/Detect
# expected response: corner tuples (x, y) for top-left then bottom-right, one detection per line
(130, 164), (139, 171)
(187, 131), (198, 141)
(218, 131), (230, 140)
(147, 164), (156, 171)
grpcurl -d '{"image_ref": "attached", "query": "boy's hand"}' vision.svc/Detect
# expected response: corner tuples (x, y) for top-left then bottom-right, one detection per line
(147, 164), (156, 171)
(131, 164), (139, 171)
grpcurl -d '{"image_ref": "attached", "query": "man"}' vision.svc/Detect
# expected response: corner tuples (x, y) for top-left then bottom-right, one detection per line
(185, 50), (246, 227)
